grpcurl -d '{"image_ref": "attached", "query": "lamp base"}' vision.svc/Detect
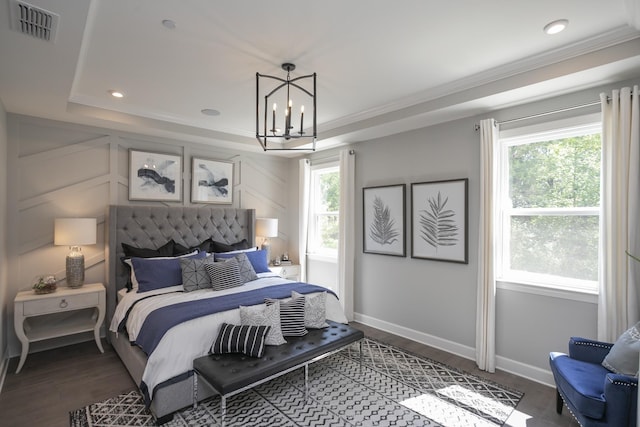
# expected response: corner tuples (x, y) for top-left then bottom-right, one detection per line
(66, 253), (84, 288)
(261, 241), (271, 265)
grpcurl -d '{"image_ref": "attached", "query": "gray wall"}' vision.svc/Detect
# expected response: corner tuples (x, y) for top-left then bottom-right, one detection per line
(329, 76), (639, 386)
(3, 114), (295, 358)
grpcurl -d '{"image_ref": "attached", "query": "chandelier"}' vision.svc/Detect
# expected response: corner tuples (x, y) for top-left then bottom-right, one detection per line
(256, 63), (316, 151)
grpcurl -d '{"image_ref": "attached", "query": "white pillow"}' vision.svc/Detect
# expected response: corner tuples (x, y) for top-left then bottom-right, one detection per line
(239, 303), (286, 346)
(292, 290), (329, 329)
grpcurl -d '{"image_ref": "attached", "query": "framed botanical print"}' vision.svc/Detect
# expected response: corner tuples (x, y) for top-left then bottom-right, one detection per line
(363, 184), (406, 257)
(191, 157), (234, 204)
(129, 149), (182, 202)
(411, 178), (468, 263)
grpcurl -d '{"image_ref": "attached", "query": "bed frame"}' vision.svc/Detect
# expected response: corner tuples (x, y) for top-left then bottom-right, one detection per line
(105, 204), (255, 422)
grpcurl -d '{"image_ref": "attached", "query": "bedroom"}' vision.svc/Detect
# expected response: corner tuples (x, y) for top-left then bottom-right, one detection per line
(0, 1), (639, 426)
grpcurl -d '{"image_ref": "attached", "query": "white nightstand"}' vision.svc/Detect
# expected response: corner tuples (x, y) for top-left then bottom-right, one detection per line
(14, 282), (106, 373)
(270, 264), (301, 281)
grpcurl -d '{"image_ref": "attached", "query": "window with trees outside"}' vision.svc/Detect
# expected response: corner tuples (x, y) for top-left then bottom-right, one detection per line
(308, 163), (340, 258)
(497, 117), (601, 294)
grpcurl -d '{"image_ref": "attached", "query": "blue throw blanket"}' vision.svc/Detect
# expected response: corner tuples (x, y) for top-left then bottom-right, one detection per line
(135, 282), (336, 356)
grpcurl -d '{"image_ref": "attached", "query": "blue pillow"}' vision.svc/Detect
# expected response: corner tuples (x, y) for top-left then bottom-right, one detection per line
(132, 251), (207, 293)
(216, 249), (269, 273)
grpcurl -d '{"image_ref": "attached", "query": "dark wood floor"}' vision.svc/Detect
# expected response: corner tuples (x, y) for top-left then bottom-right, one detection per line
(0, 322), (579, 427)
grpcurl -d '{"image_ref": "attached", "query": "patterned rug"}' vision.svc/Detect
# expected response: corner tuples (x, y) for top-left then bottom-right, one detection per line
(70, 338), (523, 426)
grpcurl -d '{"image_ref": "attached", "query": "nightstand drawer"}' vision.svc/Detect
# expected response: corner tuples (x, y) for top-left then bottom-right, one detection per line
(22, 292), (99, 316)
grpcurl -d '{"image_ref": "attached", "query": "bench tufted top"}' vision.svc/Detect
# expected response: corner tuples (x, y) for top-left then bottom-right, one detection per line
(193, 321), (364, 396)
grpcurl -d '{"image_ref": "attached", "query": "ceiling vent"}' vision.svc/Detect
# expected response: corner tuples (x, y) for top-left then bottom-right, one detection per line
(9, 0), (59, 42)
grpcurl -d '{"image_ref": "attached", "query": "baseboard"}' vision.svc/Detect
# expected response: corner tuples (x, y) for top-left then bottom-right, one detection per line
(353, 312), (555, 388)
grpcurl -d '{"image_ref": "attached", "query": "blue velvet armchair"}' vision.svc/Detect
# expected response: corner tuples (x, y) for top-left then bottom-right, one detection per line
(549, 337), (637, 427)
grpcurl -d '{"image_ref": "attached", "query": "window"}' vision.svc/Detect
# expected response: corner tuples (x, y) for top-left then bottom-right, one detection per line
(497, 117), (601, 293)
(308, 162), (340, 258)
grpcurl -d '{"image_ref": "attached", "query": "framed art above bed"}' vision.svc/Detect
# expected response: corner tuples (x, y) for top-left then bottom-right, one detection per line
(129, 149), (182, 202)
(191, 157), (233, 204)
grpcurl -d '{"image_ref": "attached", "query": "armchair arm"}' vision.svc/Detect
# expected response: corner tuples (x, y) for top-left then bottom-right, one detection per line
(568, 337), (613, 364)
(603, 373), (638, 427)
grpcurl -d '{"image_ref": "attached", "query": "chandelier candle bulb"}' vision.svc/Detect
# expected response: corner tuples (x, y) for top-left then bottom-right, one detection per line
(272, 103), (276, 132)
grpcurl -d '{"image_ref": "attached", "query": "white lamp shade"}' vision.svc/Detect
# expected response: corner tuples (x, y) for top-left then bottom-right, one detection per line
(54, 218), (97, 246)
(255, 218), (278, 238)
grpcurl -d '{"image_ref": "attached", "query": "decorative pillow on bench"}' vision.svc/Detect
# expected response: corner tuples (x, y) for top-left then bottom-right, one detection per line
(292, 291), (329, 329)
(266, 296), (307, 337)
(240, 303), (286, 345)
(212, 323), (270, 358)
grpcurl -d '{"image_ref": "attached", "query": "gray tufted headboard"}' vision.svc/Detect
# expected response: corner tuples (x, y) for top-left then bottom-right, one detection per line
(105, 205), (255, 323)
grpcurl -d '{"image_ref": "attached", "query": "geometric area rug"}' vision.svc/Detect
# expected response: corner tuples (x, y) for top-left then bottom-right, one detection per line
(70, 338), (523, 427)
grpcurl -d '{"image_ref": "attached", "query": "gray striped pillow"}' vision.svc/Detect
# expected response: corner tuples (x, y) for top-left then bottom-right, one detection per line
(205, 258), (243, 291)
(266, 296), (307, 337)
(211, 323), (270, 358)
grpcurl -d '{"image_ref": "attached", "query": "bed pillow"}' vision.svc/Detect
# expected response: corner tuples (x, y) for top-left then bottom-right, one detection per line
(180, 254), (215, 292)
(216, 252), (258, 284)
(240, 303), (286, 345)
(266, 296), (307, 337)
(205, 258), (244, 291)
(211, 323), (270, 358)
(172, 238), (214, 255)
(218, 249), (269, 273)
(212, 239), (251, 253)
(131, 251), (207, 293)
(120, 240), (176, 290)
(125, 250), (199, 290)
(602, 321), (640, 375)
(122, 240), (175, 258)
(292, 290), (329, 329)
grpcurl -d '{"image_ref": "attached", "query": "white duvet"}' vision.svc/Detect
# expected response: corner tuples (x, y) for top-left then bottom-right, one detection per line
(109, 273), (348, 400)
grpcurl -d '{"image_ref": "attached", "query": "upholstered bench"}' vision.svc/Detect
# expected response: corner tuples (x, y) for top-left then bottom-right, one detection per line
(192, 321), (364, 426)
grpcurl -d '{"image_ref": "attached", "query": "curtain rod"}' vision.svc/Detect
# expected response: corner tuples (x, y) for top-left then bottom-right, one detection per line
(474, 98), (607, 131)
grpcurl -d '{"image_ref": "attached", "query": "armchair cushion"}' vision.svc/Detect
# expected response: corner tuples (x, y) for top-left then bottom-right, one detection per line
(550, 352), (607, 419)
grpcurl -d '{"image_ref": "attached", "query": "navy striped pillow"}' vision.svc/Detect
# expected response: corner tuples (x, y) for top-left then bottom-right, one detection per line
(205, 258), (243, 291)
(266, 296), (307, 337)
(211, 323), (270, 358)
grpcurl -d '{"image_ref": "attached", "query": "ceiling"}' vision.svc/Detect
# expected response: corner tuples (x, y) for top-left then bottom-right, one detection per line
(1, 0), (639, 156)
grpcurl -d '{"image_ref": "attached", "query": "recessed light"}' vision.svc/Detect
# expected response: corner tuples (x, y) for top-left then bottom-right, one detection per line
(108, 90), (124, 98)
(162, 19), (176, 29)
(544, 19), (568, 35)
(201, 109), (220, 116)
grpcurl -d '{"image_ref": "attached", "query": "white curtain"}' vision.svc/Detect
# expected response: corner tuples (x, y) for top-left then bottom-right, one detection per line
(298, 159), (311, 282)
(599, 85), (640, 342)
(338, 149), (356, 321)
(476, 118), (498, 372)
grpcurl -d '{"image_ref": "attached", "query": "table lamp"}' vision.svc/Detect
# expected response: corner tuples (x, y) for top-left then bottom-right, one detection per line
(255, 218), (278, 264)
(54, 218), (97, 288)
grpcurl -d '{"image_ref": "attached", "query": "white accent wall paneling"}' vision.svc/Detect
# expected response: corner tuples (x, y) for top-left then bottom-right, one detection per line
(4, 114), (291, 359)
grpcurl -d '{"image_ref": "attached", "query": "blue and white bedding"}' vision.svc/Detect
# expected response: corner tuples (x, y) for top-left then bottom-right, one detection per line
(109, 273), (348, 401)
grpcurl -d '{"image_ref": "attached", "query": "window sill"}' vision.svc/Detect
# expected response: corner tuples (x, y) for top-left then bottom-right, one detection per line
(496, 280), (598, 303)
(306, 253), (338, 263)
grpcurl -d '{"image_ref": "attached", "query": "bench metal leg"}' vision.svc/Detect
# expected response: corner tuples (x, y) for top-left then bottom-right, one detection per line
(193, 373), (198, 409)
(221, 396), (227, 427)
(360, 340), (363, 375)
(304, 364), (309, 402)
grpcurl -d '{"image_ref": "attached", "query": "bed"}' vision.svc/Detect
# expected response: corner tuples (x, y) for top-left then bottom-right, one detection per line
(105, 205), (348, 422)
